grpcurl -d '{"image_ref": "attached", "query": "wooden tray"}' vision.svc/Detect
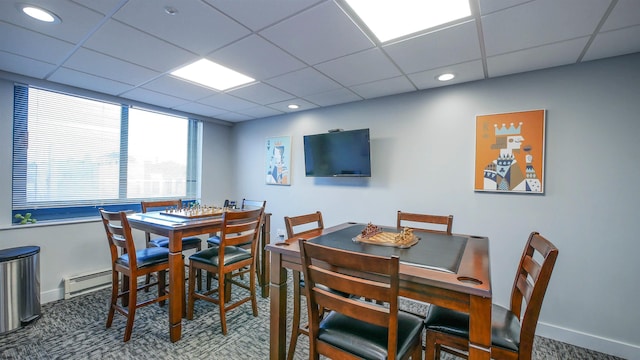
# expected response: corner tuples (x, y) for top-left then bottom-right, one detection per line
(353, 231), (420, 248)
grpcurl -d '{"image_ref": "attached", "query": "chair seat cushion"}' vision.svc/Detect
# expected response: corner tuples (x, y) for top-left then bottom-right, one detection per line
(149, 236), (201, 248)
(189, 246), (251, 267)
(116, 247), (170, 269)
(317, 310), (424, 360)
(424, 304), (521, 352)
(206, 235), (250, 247)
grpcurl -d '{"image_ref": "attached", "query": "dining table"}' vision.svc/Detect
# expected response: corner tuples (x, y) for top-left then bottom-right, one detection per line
(265, 222), (492, 360)
(127, 210), (271, 342)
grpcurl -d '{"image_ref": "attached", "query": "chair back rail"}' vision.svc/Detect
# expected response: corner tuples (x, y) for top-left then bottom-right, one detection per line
(397, 210), (453, 234)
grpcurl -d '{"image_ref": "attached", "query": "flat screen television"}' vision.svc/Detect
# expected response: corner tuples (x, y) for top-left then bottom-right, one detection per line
(303, 128), (371, 177)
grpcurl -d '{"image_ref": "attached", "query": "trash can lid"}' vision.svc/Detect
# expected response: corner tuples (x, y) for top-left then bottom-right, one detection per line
(0, 246), (40, 262)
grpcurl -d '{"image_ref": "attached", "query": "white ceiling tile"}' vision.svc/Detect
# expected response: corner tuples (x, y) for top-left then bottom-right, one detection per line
(214, 112), (255, 122)
(113, 1), (250, 55)
(265, 67), (342, 97)
(142, 75), (218, 101)
(0, 52), (56, 79)
(600, 0), (640, 31)
(384, 21), (481, 74)
(198, 93), (257, 112)
(48, 67), (132, 95)
(482, 0), (610, 56)
(487, 38), (590, 78)
(0, 23), (75, 65)
(477, 0), (531, 15)
(70, 0), (128, 15)
(350, 76), (415, 99)
(64, 48), (160, 86)
(260, 1), (374, 65)
(205, 0), (322, 31)
(315, 48), (402, 86)
(409, 60), (485, 90)
(83, 19), (196, 72)
(120, 87), (190, 108)
(583, 25), (640, 62)
(237, 106), (284, 119)
(227, 82), (294, 105)
(269, 98), (318, 113)
(303, 88), (363, 107)
(172, 102), (227, 118)
(209, 35), (306, 80)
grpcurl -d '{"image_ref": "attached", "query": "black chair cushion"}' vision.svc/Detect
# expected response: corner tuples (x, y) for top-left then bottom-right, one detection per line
(189, 246), (251, 267)
(424, 303), (521, 352)
(116, 247), (170, 269)
(206, 235), (250, 247)
(149, 236), (201, 248)
(317, 310), (424, 360)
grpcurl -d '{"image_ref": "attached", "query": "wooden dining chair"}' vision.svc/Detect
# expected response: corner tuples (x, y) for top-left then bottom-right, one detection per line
(299, 239), (424, 360)
(424, 231), (559, 360)
(187, 207), (264, 335)
(141, 199), (203, 290)
(99, 208), (170, 342)
(284, 211), (324, 360)
(206, 199), (266, 288)
(397, 210), (454, 234)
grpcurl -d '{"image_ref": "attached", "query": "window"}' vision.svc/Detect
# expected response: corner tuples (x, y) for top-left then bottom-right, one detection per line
(12, 85), (201, 222)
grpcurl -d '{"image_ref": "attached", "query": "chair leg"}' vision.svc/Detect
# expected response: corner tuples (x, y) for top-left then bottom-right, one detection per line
(250, 266), (258, 317)
(287, 270), (303, 360)
(218, 274), (227, 335)
(187, 264), (196, 320)
(124, 274), (137, 342)
(106, 270), (118, 328)
(158, 270), (166, 307)
(425, 330), (437, 360)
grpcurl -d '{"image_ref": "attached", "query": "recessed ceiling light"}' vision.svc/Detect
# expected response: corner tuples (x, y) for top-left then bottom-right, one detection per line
(344, 0), (471, 42)
(18, 4), (61, 23)
(164, 6), (178, 16)
(171, 59), (255, 91)
(437, 73), (455, 81)
(288, 104), (300, 110)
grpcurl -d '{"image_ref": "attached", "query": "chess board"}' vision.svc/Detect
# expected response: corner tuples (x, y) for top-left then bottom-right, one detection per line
(160, 207), (224, 219)
(353, 231), (420, 248)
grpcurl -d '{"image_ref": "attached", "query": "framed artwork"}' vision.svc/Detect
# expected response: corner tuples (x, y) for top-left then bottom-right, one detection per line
(474, 109), (546, 194)
(265, 136), (291, 185)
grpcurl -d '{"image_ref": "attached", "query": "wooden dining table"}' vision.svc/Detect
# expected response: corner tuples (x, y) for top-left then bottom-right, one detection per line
(265, 222), (492, 360)
(127, 210), (271, 342)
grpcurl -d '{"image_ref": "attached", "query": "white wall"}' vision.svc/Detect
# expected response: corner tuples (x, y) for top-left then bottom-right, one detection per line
(227, 53), (640, 359)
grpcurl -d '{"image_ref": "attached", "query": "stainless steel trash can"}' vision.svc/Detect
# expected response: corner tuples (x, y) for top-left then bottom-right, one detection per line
(0, 246), (41, 334)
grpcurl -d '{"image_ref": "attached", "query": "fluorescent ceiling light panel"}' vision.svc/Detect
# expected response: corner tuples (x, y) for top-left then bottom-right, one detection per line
(171, 59), (254, 91)
(345, 0), (471, 42)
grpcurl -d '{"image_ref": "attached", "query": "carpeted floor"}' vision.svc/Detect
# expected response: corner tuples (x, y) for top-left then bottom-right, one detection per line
(0, 274), (624, 360)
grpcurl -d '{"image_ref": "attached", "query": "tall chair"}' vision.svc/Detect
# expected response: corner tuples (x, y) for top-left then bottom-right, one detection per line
(141, 199), (203, 290)
(284, 211), (324, 360)
(397, 210), (454, 234)
(99, 209), (170, 342)
(187, 207), (264, 335)
(424, 231), (559, 360)
(300, 239), (424, 360)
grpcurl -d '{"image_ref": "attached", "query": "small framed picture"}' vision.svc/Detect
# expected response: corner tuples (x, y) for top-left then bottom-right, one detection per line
(265, 136), (291, 185)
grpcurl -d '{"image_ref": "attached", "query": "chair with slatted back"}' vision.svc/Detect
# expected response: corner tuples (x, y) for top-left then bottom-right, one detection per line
(300, 239), (424, 360)
(397, 210), (454, 234)
(424, 231), (559, 360)
(187, 207), (264, 335)
(284, 211), (324, 360)
(99, 208), (170, 342)
(141, 199), (203, 290)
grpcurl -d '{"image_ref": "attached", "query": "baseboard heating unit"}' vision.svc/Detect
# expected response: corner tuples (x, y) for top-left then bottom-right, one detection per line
(63, 269), (112, 299)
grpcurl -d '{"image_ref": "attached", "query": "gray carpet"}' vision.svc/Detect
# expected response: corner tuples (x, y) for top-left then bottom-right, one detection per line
(0, 274), (624, 360)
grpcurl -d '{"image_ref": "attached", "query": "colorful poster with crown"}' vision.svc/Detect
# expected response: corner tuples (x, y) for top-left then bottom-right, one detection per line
(265, 136), (291, 185)
(474, 110), (545, 193)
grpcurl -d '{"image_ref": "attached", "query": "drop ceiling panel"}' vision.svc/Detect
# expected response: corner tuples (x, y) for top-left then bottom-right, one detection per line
(477, 0), (531, 15)
(82, 19), (195, 73)
(0, 52), (56, 79)
(350, 76), (415, 99)
(482, 0), (610, 56)
(64, 48), (159, 86)
(583, 25), (640, 62)
(0, 23), (75, 64)
(70, 0), (128, 16)
(315, 48), (402, 86)
(48, 67), (132, 95)
(205, 0), (322, 31)
(237, 106), (284, 119)
(172, 102), (226, 118)
(113, 1), (250, 55)
(266, 67), (342, 97)
(384, 21), (481, 74)
(198, 93), (257, 112)
(409, 60), (485, 90)
(259, 1), (374, 65)
(227, 82), (294, 105)
(269, 98), (318, 113)
(601, 0), (640, 31)
(120, 87), (190, 108)
(304, 88), (362, 107)
(209, 35), (306, 80)
(142, 75), (217, 101)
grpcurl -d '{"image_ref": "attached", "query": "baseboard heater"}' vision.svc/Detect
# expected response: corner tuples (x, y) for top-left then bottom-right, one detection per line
(63, 269), (112, 299)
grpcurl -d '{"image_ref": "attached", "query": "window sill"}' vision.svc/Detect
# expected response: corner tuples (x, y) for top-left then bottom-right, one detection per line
(0, 216), (101, 230)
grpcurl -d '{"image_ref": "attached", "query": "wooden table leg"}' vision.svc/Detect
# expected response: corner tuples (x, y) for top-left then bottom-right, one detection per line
(269, 251), (287, 360)
(168, 233), (184, 343)
(468, 295), (492, 360)
(260, 213), (271, 298)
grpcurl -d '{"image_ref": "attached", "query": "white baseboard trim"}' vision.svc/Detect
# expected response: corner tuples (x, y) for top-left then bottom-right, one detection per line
(41, 288), (64, 304)
(537, 322), (639, 359)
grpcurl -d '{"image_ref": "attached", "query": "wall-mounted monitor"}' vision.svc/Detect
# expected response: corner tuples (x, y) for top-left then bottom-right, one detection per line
(303, 128), (371, 177)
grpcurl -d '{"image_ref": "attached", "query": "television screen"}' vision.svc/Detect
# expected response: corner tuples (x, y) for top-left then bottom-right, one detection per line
(303, 129), (371, 177)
